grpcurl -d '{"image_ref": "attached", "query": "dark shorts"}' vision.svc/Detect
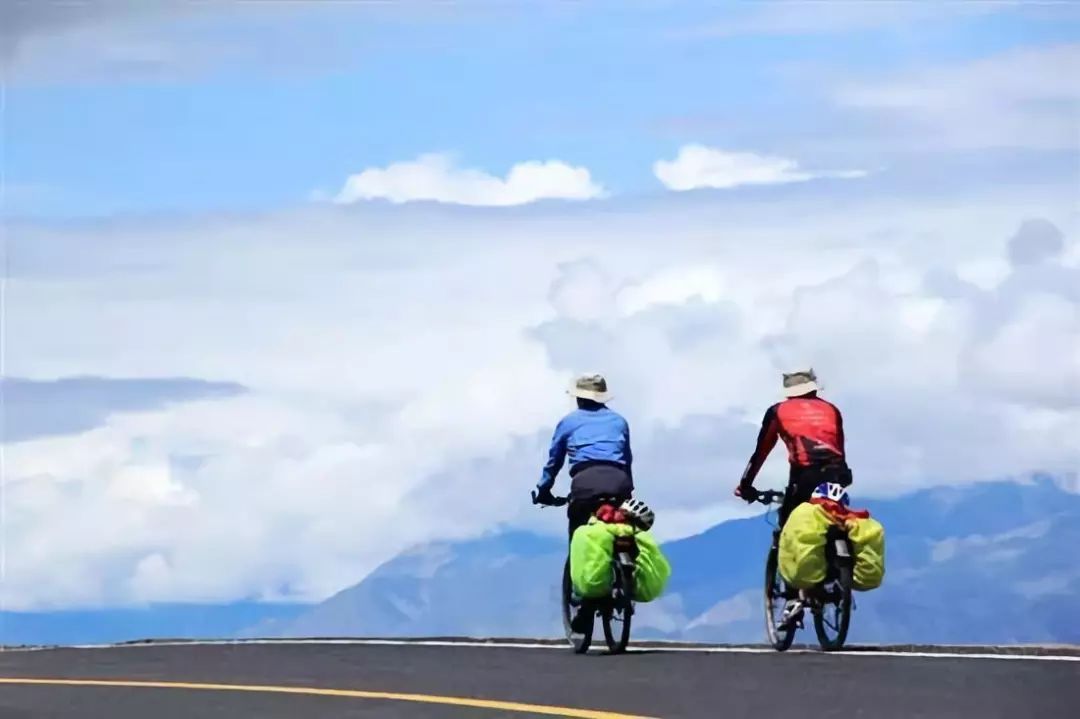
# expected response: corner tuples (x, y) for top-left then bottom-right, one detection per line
(566, 463), (633, 539)
(778, 463), (853, 526)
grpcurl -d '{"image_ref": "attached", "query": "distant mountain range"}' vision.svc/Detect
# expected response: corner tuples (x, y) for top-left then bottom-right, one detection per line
(0, 602), (305, 647)
(5, 478), (1077, 647)
(267, 478), (1080, 645)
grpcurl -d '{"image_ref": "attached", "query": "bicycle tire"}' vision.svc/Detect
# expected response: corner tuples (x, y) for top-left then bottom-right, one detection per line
(813, 563), (853, 651)
(562, 559), (593, 654)
(764, 544), (796, 652)
(602, 563), (633, 654)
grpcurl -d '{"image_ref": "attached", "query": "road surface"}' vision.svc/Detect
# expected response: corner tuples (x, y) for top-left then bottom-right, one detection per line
(0, 641), (1076, 718)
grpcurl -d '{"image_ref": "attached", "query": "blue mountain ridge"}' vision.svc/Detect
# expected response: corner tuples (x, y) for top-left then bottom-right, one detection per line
(4, 478), (1075, 647)
(0, 602), (307, 647)
(271, 477), (1080, 645)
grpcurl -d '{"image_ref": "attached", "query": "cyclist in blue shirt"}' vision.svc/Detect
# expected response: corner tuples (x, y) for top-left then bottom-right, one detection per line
(532, 374), (634, 538)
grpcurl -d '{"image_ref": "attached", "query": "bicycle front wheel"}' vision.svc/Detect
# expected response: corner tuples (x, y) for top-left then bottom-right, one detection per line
(764, 544), (796, 652)
(602, 563), (633, 654)
(562, 559), (593, 654)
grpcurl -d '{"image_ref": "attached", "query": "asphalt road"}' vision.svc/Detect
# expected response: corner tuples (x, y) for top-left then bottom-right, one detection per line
(0, 642), (1076, 718)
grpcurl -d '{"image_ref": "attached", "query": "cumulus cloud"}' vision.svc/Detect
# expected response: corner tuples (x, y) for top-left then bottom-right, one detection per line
(534, 251), (1080, 500)
(653, 145), (867, 191)
(1008, 218), (1066, 266)
(4, 188), (1079, 610)
(547, 260), (618, 322)
(333, 154), (606, 206)
(966, 293), (1080, 410)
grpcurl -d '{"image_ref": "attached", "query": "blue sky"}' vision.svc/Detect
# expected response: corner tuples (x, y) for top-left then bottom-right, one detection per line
(2, 2), (1078, 611)
(7, 2), (1079, 217)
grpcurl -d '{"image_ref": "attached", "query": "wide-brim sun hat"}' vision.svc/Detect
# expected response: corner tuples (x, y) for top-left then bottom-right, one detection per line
(568, 373), (613, 403)
(782, 369), (820, 398)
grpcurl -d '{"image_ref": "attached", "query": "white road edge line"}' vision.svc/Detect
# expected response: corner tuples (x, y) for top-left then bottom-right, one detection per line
(6, 638), (1079, 662)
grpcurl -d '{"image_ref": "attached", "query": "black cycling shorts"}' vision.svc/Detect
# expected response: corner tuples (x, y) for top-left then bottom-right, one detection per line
(778, 464), (853, 526)
(566, 463), (633, 539)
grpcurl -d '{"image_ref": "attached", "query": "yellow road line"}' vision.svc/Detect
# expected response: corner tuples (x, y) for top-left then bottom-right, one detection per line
(0, 677), (658, 719)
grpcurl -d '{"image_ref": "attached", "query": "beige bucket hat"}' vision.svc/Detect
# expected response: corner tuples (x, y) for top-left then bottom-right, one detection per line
(782, 369), (820, 398)
(568, 373), (613, 403)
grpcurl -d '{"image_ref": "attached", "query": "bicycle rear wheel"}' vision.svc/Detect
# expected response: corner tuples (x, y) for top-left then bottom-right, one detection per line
(601, 563), (633, 654)
(813, 563), (853, 651)
(764, 543), (796, 652)
(562, 559), (593, 654)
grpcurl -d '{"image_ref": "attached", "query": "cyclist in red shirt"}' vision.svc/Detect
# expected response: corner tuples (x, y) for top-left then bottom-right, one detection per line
(735, 369), (852, 525)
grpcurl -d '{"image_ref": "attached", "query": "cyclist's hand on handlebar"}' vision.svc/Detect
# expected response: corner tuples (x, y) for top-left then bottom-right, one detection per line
(532, 487), (557, 506)
(734, 484), (760, 504)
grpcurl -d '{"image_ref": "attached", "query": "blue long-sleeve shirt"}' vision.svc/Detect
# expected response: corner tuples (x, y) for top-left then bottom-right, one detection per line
(538, 406), (632, 491)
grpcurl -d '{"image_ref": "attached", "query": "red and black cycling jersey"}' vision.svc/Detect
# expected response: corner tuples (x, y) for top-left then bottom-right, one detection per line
(741, 396), (846, 484)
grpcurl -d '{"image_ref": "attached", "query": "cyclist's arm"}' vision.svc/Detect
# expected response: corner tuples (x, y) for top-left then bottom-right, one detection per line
(538, 420), (570, 491)
(740, 405), (780, 487)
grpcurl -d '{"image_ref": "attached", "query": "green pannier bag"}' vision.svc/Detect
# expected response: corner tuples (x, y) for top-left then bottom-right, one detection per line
(778, 502), (832, 589)
(569, 520), (671, 602)
(848, 516), (885, 591)
(570, 521), (618, 599)
(780, 502), (887, 592)
(632, 530), (671, 603)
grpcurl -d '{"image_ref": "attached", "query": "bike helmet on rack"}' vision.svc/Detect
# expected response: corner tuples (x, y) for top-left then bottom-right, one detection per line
(620, 498), (655, 530)
(812, 482), (850, 507)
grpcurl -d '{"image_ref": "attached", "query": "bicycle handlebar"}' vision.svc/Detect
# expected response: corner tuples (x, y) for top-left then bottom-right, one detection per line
(754, 489), (785, 505)
(531, 490), (569, 507)
(536, 488), (782, 508)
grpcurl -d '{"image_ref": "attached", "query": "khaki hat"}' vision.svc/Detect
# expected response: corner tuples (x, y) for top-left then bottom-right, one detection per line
(782, 369), (820, 398)
(568, 373), (613, 403)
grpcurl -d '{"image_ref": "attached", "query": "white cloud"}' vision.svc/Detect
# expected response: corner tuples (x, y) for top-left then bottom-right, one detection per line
(617, 266), (726, 315)
(967, 294), (1080, 410)
(333, 154), (606, 206)
(653, 144), (867, 191)
(837, 44), (1080, 151)
(547, 260), (618, 322)
(4, 184), (1079, 610)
